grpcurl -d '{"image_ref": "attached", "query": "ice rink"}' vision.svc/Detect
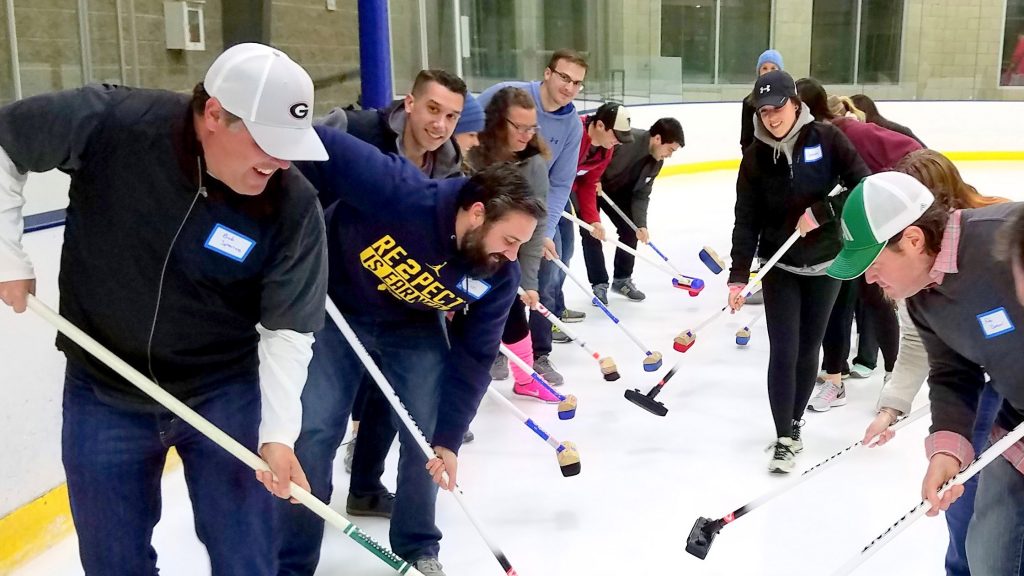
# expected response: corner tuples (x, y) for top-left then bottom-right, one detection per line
(12, 162), (1024, 576)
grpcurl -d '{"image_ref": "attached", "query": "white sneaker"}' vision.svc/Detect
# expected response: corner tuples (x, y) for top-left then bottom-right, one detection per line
(808, 381), (848, 412)
(849, 363), (874, 378)
(768, 437), (797, 473)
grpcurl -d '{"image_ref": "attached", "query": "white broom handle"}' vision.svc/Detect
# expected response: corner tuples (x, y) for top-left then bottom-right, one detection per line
(597, 190), (640, 233)
(24, 295), (421, 576)
(742, 183), (844, 297)
(832, 418), (1024, 576)
(562, 210), (689, 282)
(323, 297), (511, 566)
(551, 257), (654, 355)
(484, 386), (562, 451)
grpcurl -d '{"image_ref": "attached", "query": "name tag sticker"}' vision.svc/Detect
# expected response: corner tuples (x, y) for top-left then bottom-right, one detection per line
(804, 145), (823, 163)
(456, 275), (491, 299)
(576, 169), (589, 176)
(645, 176), (653, 183)
(977, 307), (1015, 339)
(204, 224), (255, 262)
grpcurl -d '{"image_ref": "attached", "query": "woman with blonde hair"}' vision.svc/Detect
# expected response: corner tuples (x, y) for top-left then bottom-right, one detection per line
(863, 149), (1008, 576)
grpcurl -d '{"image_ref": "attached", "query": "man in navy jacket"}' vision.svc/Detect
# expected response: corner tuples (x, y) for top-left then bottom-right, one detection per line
(277, 126), (545, 576)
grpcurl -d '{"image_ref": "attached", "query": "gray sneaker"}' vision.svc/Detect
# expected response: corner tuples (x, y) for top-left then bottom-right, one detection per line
(592, 283), (609, 306)
(414, 558), (446, 576)
(533, 354), (564, 386)
(343, 435), (356, 474)
(612, 278), (646, 301)
(490, 355), (509, 380)
(560, 309), (586, 323)
(552, 325), (572, 343)
(808, 381), (847, 412)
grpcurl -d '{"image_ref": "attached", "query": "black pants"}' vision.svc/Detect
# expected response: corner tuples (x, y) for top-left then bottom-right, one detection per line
(820, 280), (858, 374)
(851, 277), (900, 372)
(580, 191), (639, 286)
(762, 269), (841, 438)
(501, 298), (530, 344)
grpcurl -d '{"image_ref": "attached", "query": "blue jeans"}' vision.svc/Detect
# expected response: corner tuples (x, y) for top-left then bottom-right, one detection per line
(277, 313), (448, 574)
(966, 439), (1024, 576)
(62, 362), (272, 576)
(530, 216), (575, 357)
(946, 383), (1002, 576)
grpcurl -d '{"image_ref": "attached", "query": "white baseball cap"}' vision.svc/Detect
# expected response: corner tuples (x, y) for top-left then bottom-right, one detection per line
(204, 43), (328, 161)
(827, 171), (936, 280)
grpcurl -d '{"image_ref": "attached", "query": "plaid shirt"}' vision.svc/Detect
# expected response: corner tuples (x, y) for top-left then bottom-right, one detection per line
(923, 210), (1024, 475)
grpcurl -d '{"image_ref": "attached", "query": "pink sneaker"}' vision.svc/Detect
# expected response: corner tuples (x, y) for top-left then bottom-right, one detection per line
(513, 379), (560, 403)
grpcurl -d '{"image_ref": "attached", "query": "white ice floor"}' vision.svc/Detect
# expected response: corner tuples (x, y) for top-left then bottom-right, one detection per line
(13, 163), (1024, 576)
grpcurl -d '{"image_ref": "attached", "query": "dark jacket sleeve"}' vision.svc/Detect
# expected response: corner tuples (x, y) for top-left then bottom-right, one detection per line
(739, 97), (756, 151)
(300, 125), (432, 213)
(909, 303), (986, 440)
(0, 84), (121, 174)
(807, 125), (870, 226)
(433, 263), (521, 454)
(728, 155), (761, 284)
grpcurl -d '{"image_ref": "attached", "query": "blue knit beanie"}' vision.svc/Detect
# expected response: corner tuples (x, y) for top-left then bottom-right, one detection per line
(455, 92), (484, 134)
(756, 49), (784, 73)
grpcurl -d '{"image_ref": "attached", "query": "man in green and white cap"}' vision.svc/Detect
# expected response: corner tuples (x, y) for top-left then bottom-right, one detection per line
(828, 171), (1024, 576)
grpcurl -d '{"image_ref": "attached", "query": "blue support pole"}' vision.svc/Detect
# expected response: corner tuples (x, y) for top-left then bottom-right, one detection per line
(357, 0), (393, 110)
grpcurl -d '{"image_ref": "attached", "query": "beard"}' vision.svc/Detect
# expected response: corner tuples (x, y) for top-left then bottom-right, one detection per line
(461, 224), (509, 279)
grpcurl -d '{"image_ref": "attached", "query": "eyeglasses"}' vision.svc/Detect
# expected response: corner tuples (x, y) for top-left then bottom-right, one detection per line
(548, 67), (585, 90)
(505, 117), (539, 136)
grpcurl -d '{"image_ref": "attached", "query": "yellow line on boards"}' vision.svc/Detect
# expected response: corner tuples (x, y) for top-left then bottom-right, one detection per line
(0, 448), (182, 574)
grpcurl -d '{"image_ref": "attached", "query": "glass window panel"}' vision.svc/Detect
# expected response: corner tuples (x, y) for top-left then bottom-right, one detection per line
(463, 0), (517, 88)
(718, 0), (771, 84)
(1002, 0), (1024, 86)
(859, 0), (902, 84)
(810, 0), (856, 84)
(662, 0), (715, 84)
(543, 0), (588, 52)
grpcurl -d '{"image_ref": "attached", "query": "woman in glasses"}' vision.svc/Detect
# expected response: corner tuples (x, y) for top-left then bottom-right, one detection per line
(465, 87), (557, 401)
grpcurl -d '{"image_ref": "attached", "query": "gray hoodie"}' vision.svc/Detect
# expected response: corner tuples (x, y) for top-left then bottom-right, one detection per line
(753, 102), (814, 168)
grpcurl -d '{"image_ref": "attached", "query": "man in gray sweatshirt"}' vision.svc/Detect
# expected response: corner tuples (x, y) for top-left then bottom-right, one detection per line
(828, 171), (1024, 576)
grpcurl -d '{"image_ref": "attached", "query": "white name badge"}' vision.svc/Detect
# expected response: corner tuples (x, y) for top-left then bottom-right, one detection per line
(977, 307), (1015, 339)
(204, 224), (255, 262)
(645, 176), (653, 183)
(457, 275), (491, 299)
(804, 145), (823, 163)
(576, 169), (589, 176)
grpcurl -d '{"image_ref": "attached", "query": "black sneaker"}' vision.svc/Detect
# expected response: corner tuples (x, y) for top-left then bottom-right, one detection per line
(346, 491), (395, 518)
(612, 278), (646, 301)
(791, 419), (804, 453)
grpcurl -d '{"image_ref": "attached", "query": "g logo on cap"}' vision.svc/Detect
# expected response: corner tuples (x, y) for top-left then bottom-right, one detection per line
(289, 103), (310, 120)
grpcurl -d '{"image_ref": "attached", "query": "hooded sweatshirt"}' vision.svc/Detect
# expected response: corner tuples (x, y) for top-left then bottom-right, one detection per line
(830, 117), (921, 173)
(297, 126), (521, 454)
(478, 81), (583, 238)
(729, 103), (870, 284)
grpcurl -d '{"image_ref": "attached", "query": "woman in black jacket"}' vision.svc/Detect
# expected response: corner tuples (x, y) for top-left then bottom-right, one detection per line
(728, 70), (869, 473)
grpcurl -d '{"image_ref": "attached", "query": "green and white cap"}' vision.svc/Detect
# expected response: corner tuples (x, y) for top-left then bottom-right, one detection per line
(826, 171), (935, 280)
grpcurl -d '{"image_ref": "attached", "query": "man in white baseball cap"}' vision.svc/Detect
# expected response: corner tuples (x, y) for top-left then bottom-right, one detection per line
(0, 42), (328, 574)
(829, 171), (1024, 576)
